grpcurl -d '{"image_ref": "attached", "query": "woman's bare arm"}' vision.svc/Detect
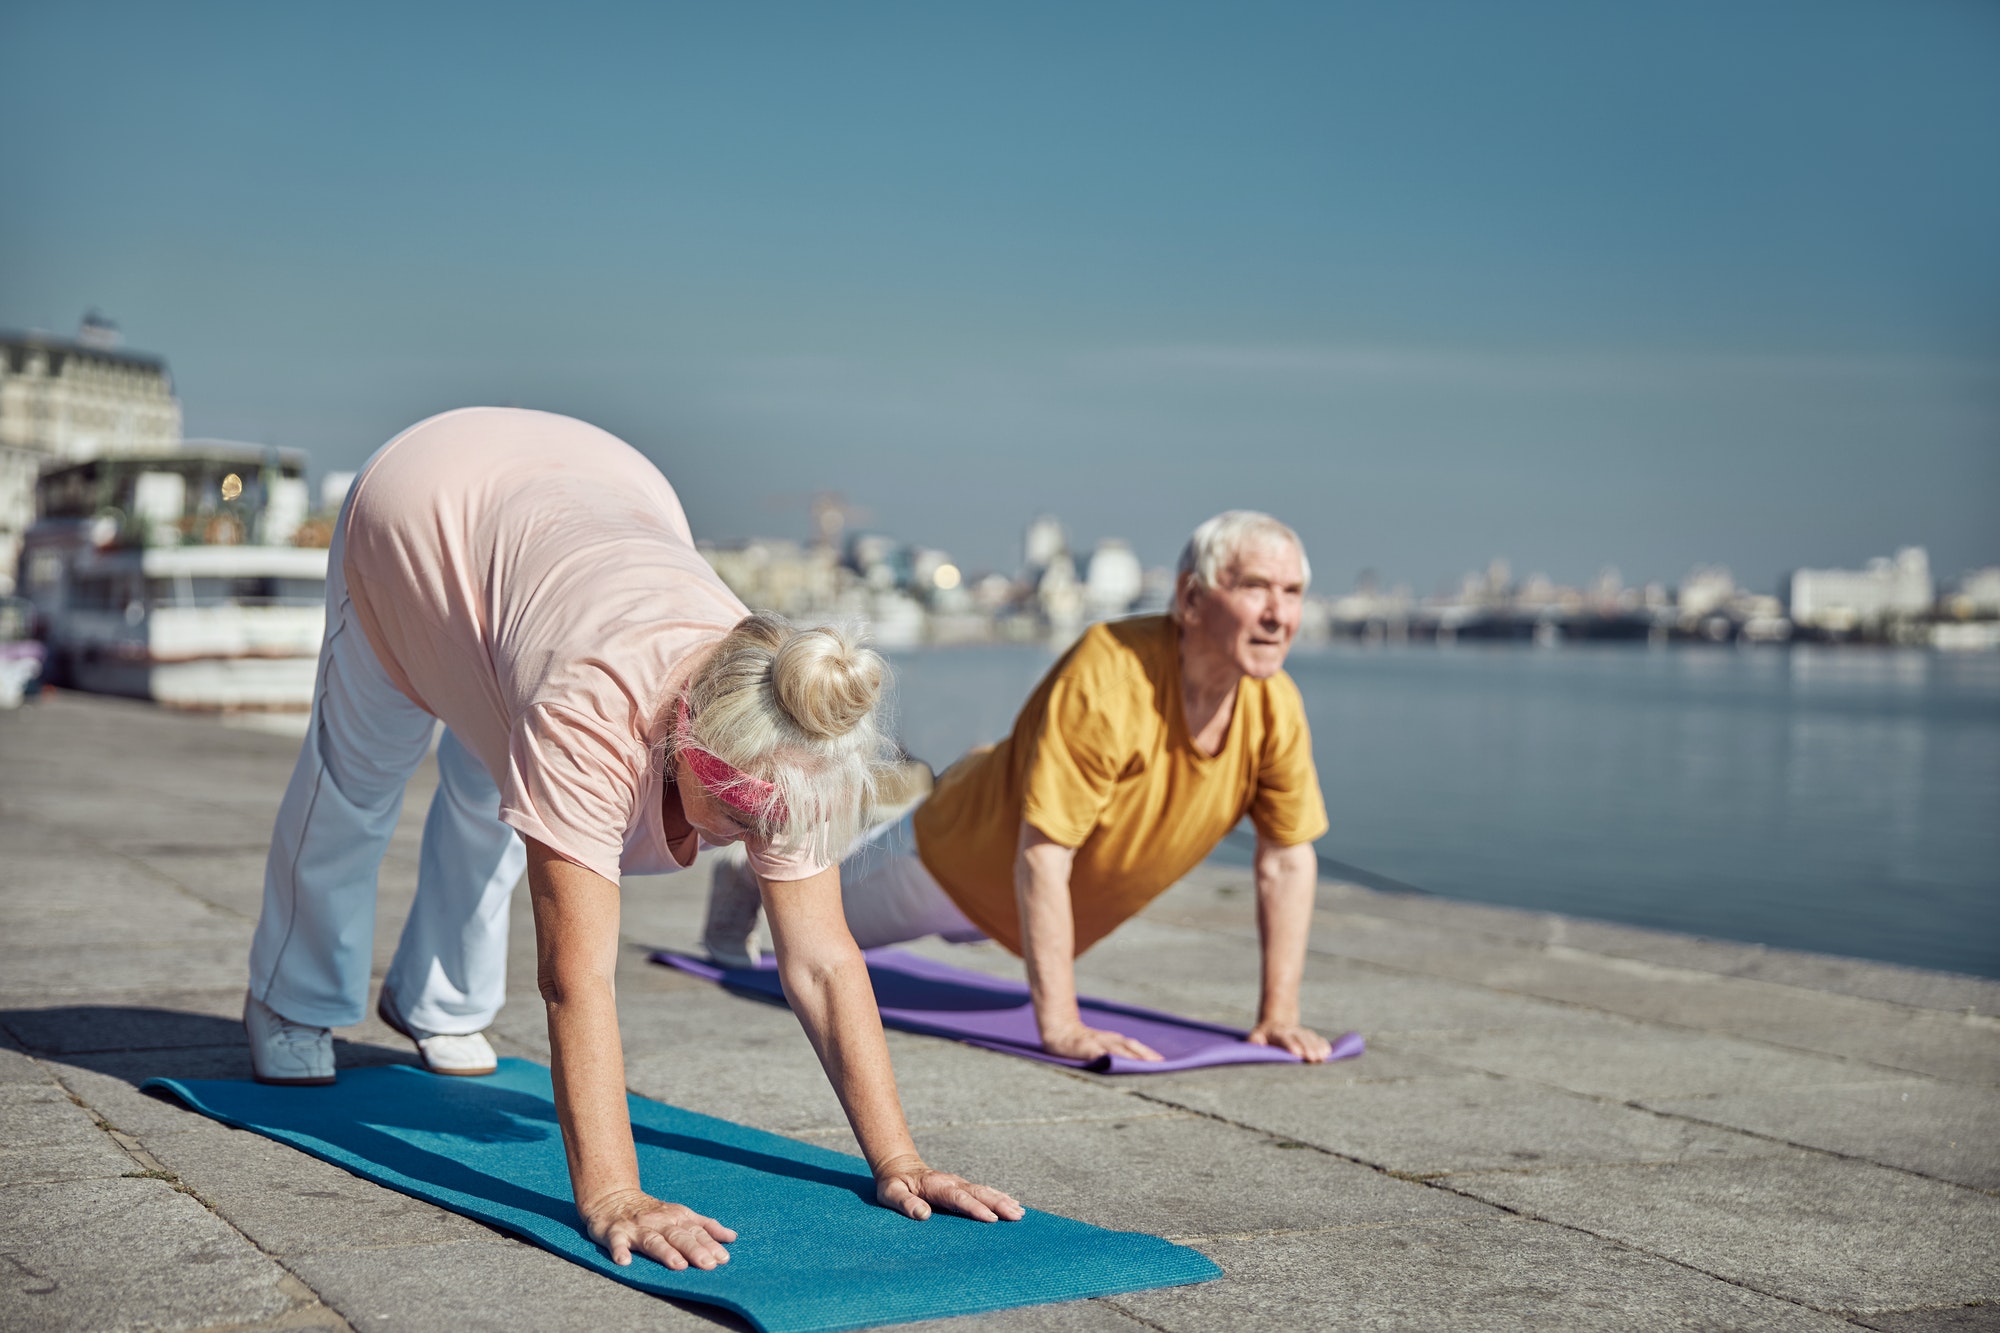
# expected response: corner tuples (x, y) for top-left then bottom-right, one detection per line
(759, 862), (1023, 1223)
(526, 839), (737, 1268)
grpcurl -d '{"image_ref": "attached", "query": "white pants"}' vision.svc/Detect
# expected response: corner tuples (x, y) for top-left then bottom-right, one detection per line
(248, 507), (526, 1034)
(835, 809), (985, 948)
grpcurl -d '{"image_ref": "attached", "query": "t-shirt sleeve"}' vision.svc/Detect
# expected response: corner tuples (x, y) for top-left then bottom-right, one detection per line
(499, 702), (639, 883)
(1247, 673), (1330, 847)
(1019, 655), (1136, 848)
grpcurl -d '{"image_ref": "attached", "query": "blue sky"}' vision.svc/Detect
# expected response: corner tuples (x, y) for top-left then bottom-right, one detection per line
(3, 1), (1995, 591)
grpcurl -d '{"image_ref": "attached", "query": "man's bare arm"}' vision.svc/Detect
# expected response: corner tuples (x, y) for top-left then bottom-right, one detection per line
(1014, 820), (1162, 1062)
(1246, 835), (1334, 1062)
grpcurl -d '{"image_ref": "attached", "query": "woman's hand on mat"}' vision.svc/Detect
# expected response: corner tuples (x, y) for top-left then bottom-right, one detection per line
(582, 1188), (737, 1270)
(1248, 1020), (1335, 1063)
(1039, 1021), (1164, 1063)
(875, 1155), (1025, 1223)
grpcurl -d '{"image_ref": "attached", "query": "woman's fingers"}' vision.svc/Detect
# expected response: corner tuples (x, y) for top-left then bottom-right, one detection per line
(879, 1174), (932, 1220)
(970, 1183), (1026, 1221)
(593, 1199), (735, 1270)
(922, 1172), (1027, 1223)
(634, 1223), (730, 1270)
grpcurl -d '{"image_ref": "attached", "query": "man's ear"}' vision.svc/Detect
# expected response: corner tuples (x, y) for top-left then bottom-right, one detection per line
(1174, 571), (1200, 621)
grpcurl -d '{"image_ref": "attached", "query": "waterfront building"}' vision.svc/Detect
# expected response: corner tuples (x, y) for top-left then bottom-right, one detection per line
(0, 316), (182, 594)
(1023, 515), (1065, 577)
(1787, 548), (1933, 631)
(1083, 539), (1143, 620)
(1942, 567), (2000, 620)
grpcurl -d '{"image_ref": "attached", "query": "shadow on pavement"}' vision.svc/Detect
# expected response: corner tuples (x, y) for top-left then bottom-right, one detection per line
(0, 1004), (416, 1083)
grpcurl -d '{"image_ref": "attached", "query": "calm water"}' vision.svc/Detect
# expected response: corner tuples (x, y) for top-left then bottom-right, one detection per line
(883, 642), (2000, 979)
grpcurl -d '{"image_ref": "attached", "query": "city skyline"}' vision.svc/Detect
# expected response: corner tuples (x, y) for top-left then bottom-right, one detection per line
(4, 1), (1996, 590)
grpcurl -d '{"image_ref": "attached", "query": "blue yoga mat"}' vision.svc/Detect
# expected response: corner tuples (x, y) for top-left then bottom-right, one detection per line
(144, 1059), (1219, 1333)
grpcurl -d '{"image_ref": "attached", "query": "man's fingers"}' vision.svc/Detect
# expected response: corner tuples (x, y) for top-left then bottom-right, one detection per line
(697, 1214), (739, 1244)
(1120, 1036), (1164, 1061)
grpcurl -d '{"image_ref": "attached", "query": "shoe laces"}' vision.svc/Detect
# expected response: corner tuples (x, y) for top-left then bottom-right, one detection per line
(269, 1011), (327, 1052)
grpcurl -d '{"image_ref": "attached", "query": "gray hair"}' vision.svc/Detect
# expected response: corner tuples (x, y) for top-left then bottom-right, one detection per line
(675, 613), (897, 864)
(1174, 510), (1311, 614)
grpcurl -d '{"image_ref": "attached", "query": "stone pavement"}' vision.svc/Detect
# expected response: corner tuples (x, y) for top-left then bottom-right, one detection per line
(1, 691), (1995, 1332)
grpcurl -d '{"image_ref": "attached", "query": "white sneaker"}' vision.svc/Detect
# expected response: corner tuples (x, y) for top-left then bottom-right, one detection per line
(701, 846), (763, 969)
(244, 991), (335, 1086)
(376, 989), (497, 1077)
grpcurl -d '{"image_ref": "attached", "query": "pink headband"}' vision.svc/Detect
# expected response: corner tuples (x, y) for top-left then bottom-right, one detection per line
(675, 697), (786, 822)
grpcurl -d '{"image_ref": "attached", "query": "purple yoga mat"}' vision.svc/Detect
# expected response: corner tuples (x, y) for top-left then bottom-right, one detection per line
(653, 947), (1365, 1074)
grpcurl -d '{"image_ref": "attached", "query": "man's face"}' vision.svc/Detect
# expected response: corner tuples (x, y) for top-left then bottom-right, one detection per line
(1184, 540), (1306, 679)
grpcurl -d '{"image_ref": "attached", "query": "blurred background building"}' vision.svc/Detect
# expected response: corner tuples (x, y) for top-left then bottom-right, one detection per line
(0, 314), (182, 594)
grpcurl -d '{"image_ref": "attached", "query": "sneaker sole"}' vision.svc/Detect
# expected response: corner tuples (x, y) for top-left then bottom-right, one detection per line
(251, 1072), (336, 1087)
(376, 991), (497, 1077)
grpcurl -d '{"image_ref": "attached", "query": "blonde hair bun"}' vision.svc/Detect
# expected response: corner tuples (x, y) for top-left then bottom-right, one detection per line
(770, 624), (885, 740)
(678, 612), (896, 863)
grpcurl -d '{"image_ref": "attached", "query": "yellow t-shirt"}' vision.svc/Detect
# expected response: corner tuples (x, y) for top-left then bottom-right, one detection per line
(911, 614), (1329, 955)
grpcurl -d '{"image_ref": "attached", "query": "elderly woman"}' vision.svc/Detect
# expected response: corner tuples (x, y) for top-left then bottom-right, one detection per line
(245, 407), (1020, 1272)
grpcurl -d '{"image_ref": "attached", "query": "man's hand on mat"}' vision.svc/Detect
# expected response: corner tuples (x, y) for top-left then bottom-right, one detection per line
(875, 1155), (1026, 1223)
(583, 1188), (737, 1270)
(1039, 1022), (1164, 1063)
(1248, 1020), (1335, 1063)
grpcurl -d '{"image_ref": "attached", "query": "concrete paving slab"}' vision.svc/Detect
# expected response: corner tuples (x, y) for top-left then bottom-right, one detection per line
(1397, 1015), (1885, 1101)
(1855, 1304), (2000, 1332)
(1073, 918), (1606, 1038)
(0, 938), (260, 998)
(0, 1082), (136, 1185)
(145, 1125), (505, 1256)
(891, 1300), (1158, 1332)
(0, 1175), (307, 1332)
(1452, 1155), (2000, 1314)
(0, 1136), (139, 1189)
(0, 1083), (107, 1146)
(0, 1040), (48, 1085)
(110, 847), (270, 920)
(908, 1114), (1497, 1240)
(1130, 1062), (1775, 1176)
(1108, 1218), (1859, 1332)
(281, 1238), (730, 1333)
(1644, 1077), (2000, 1190)
(1308, 916), (2000, 1085)
(0, 991), (252, 1054)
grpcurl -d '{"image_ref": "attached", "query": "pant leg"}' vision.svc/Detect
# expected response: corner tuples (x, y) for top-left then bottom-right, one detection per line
(382, 727), (527, 1034)
(249, 514), (437, 1028)
(837, 809), (986, 949)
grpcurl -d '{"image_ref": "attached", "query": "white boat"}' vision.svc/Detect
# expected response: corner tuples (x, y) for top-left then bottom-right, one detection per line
(17, 443), (330, 710)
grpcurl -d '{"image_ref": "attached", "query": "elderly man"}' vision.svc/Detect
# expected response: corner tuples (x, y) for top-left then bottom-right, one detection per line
(705, 509), (1334, 1063)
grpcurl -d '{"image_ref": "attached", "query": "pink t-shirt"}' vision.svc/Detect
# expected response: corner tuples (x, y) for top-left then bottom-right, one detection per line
(342, 407), (824, 883)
